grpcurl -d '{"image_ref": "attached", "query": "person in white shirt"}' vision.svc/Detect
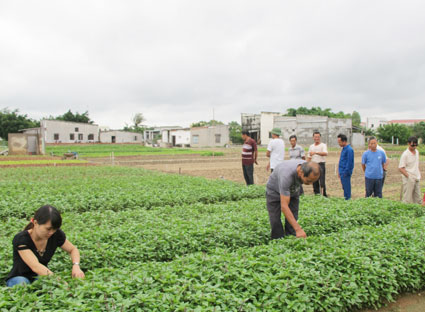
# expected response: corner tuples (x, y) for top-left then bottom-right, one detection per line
(399, 136), (422, 204)
(377, 144), (389, 187)
(307, 131), (328, 196)
(266, 128), (285, 173)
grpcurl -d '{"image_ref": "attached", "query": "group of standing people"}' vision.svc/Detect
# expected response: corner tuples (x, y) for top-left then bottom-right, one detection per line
(241, 130), (423, 240)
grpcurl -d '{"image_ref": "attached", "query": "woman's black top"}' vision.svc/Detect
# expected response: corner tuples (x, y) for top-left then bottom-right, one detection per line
(6, 229), (66, 282)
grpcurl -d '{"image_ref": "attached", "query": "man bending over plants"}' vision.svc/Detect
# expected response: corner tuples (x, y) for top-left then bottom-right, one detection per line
(266, 160), (320, 239)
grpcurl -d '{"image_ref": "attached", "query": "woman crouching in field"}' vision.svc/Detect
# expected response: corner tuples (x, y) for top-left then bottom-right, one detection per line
(5, 205), (84, 287)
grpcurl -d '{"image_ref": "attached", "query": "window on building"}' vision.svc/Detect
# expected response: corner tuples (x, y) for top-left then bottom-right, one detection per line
(193, 135), (199, 144)
(215, 134), (221, 143)
(75, 127), (79, 132)
(70, 133), (75, 140)
(78, 133), (83, 140)
(134, 136), (137, 141)
(88, 134), (94, 140)
(269, 132), (272, 138)
(54, 133), (59, 140)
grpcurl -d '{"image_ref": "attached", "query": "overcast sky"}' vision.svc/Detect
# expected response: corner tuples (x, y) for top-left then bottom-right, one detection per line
(1, 1), (424, 129)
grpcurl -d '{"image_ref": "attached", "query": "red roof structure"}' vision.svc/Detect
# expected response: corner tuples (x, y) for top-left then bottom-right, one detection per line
(388, 119), (425, 125)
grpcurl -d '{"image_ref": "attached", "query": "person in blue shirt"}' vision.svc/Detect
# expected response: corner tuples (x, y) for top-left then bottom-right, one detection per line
(361, 137), (386, 198)
(337, 134), (354, 200)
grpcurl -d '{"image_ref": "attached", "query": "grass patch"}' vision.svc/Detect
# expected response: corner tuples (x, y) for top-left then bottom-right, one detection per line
(45, 144), (212, 158)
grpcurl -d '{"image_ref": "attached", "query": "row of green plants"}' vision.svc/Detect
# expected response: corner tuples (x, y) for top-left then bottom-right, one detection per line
(0, 167), (265, 219)
(45, 144), (216, 158)
(1, 216), (425, 311)
(1, 196), (424, 275)
(0, 160), (87, 165)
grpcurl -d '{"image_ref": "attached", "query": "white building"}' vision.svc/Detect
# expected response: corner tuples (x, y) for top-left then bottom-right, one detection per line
(260, 112), (281, 145)
(99, 130), (143, 143)
(169, 128), (191, 147)
(366, 117), (387, 130)
(40, 120), (99, 144)
(190, 125), (229, 147)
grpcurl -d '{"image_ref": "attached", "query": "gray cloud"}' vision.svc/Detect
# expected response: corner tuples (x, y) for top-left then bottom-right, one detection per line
(1, 0), (424, 128)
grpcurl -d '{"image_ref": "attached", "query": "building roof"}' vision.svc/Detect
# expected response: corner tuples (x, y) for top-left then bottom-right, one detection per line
(41, 119), (99, 126)
(388, 119), (425, 124)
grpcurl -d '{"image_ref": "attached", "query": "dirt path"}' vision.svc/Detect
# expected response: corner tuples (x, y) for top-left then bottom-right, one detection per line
(88, 148), (424, 201)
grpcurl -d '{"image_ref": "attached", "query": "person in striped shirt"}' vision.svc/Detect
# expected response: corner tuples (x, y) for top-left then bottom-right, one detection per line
(241, 131), (258, 185)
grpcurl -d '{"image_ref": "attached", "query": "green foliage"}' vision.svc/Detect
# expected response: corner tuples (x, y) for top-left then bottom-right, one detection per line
(48, 109), (93, 124)
(285, 106), (351, 119)
(377, 123), (412, 144)
(1, 166), (425, 311)
(122, 113), (146, 134)
(411, 121), (425, 142)
(0, 108), (39, 141)
(191, 120), (224, 127)
(229, 121), (244, 144)
(45, 144), (214, 157)
(0, 167), (265, 219)
(351, 111), (361, 127)
(200, 151), (224, 156)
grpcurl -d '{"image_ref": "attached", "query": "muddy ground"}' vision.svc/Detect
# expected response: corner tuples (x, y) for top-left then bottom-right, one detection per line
(88, 148), (424, 201)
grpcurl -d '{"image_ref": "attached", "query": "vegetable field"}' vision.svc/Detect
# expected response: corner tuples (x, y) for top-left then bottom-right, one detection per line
(1, 167), (425, 311)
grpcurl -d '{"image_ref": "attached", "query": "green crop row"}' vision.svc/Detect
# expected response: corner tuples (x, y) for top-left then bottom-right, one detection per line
(45, 144), (214, 158)
(1, 217), (425, 311)
(0, 166), (265, 219)
(1, 196), (424, 277)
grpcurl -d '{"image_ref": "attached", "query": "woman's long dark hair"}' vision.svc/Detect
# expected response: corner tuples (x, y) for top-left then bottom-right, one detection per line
(24, 205), (62, 231)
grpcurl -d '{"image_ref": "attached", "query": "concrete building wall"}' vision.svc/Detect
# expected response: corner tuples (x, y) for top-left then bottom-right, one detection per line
(41, 120), (99, 143)
(8, 133), (44, 155)
(241, 113), (261, 143)
(171, 129), (190, 146)
(190, 125), (229, 147)
(273, 115), (352, 148)
(260, 112), (281, 145)
(99, 131), (143, 143)
(352, 133), (365, 148)
(366, 117), (387, 130)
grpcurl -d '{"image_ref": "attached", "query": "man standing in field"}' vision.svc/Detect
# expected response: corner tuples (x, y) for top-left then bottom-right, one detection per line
(288, 135), (306, 195)
(399, 136), (422, 204)
(266, 160), (320, 239)
(307, 131), (328, 196)
(337, 134), (354, 200)
(361, 137), (386, 198)
(377, 144), (389, 188)
(266, 128), (285, 173)
(241, 131), (258, 185)
(288, 135), (305, 160)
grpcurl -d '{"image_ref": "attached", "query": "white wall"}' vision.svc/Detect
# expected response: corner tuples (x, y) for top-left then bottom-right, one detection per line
(366, 117), (387, 130)
(260, 112), (280, 145)
(41, 120), (99, 143)
(171, 129), (190, 146)
(99, 131), (143, 143)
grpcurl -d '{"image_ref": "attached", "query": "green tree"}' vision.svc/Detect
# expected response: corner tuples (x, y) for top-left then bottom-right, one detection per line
(351, 111), (361, 127)
(0, 108), (40, 140)
(191, 120), (224, 127)
(284, 106), (351, 119)
(229, 121), (243, 144)
(411, 121), (425, 142)
(123, 113), (146, 134)
(51, 110), (94, 124)
(377, 124), (412, 144)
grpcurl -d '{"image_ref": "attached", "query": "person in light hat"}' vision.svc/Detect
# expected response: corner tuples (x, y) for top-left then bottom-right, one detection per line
(266, 128), (285, 173)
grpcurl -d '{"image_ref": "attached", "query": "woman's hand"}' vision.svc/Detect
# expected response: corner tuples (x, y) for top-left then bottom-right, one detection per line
(72, 265), (85, 278)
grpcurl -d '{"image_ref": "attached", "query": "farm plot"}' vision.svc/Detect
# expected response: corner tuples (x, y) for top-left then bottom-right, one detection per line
(1, 166), (425, 311)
